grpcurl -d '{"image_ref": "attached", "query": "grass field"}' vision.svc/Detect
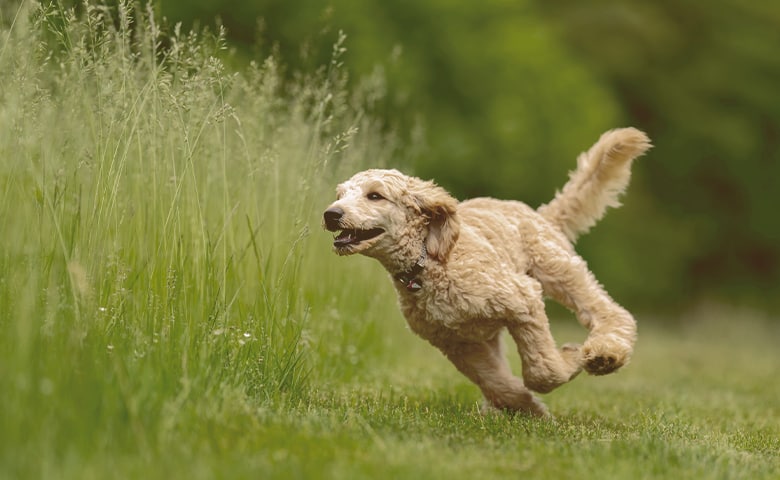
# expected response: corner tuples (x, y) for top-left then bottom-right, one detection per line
(1, 3), (778, 479)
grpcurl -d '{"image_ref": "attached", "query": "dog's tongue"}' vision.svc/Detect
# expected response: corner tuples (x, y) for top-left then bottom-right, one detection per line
(334, 230), (357, 247)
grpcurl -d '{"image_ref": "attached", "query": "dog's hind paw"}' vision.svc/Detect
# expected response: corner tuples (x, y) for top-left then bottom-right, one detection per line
(582, 334), (633, 375)
(583, 354), (619, 375)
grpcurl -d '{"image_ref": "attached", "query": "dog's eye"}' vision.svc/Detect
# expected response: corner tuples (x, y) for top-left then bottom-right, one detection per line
(367, 192), (385, 201)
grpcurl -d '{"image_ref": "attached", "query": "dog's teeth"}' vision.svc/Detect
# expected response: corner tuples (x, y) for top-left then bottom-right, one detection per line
(333, 229), (357, 246)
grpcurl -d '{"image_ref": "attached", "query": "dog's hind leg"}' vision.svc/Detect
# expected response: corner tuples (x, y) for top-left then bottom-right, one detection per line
(530, 243), (637, 376)
(434, 334), (550, 417)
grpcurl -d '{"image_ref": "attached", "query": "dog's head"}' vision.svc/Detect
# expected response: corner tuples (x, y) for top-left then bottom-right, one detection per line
(323, 169), (460, 263)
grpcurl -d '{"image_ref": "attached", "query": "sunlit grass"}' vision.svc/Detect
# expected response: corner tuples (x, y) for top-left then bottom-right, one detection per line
(1, 3), (778, 479)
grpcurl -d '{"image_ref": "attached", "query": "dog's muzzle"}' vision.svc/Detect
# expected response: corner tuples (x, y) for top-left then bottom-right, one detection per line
(323, 206), (385, 249)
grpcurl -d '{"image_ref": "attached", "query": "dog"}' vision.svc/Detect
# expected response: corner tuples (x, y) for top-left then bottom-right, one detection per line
(323, 128), (651, 416)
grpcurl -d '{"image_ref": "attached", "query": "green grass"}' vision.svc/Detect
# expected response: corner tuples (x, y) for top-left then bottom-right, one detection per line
(1, 3), (778, 479)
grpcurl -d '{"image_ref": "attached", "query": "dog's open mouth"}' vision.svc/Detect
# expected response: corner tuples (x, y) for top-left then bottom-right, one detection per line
(333, 228), (385, 248)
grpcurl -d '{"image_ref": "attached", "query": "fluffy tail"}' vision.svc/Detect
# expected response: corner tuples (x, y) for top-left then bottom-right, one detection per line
(538, 128), (651, 243)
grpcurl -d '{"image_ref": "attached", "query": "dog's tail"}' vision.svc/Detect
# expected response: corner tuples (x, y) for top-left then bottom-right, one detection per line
(538, 128), (651, 243)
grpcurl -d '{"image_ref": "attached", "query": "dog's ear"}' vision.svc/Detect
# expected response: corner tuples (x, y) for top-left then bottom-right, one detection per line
(410, 180), (460, 261)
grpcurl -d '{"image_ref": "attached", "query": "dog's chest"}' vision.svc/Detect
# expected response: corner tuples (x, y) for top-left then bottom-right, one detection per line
(397, 288), (504, 343)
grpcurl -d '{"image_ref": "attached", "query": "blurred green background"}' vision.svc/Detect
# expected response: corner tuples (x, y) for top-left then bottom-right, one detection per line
(82, 0), (780, 311)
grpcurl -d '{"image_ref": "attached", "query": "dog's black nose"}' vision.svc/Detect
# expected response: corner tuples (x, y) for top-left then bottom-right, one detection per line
(323, 207), (344, 230)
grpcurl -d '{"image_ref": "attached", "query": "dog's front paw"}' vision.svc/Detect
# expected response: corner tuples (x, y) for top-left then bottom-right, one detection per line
(480, 387), (552, 418)
(582, 334), (632, 375)
(522, 343), (583, 393)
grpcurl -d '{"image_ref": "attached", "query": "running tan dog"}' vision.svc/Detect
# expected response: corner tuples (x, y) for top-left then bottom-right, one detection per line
(323, 128), (651, 416)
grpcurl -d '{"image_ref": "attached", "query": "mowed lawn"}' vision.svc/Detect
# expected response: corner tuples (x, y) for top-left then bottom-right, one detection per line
(211, 308), (779, 480)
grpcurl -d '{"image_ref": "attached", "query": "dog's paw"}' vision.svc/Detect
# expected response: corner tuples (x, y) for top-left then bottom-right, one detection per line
(561, 342), (583, 362)
(480, 394), (551, 418)
(560, 342), (584, 380)
(522, 343), (583, 394)
(583, 354), (619, 375)
(480, 400), (551, 419)
(525, 399), (552, 419)
(582, 335), (632, 375)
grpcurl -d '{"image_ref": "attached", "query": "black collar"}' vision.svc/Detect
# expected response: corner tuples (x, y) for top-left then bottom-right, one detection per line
(394, 244), (426, 292)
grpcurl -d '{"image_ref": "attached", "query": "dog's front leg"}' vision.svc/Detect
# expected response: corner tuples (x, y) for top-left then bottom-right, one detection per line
(506, 295), (583, 394)
(433, 334), (549, 417)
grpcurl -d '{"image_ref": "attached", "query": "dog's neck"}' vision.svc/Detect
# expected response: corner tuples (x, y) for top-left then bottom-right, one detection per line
(367, 235), (429, 292)
(393, 243), (427, 292)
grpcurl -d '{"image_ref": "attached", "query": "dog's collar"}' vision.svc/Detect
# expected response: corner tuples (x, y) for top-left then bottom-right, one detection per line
(394, 244), (426, 292)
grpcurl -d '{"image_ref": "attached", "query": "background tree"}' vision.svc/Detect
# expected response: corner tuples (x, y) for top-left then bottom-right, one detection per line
(62, 0), (780, 312)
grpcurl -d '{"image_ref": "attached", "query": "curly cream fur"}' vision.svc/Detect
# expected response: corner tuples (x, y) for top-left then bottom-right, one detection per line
(324, 128), (651, 417)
